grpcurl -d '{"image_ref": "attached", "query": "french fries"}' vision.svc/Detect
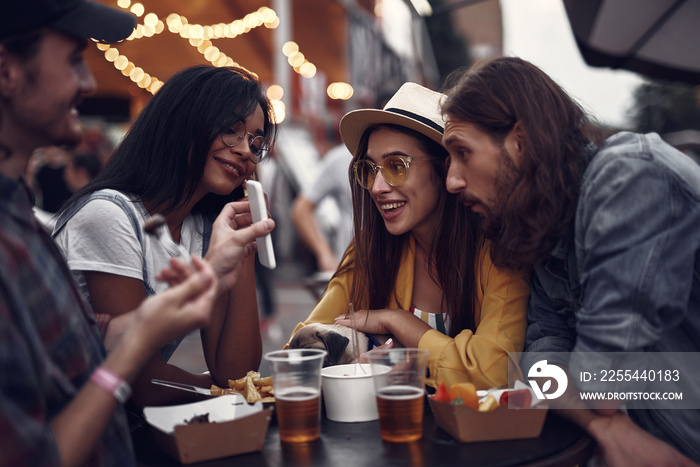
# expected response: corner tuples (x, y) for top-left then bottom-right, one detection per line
(210, 370), (275, 403)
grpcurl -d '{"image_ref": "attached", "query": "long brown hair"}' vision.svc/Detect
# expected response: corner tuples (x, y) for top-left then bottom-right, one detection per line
(443, 56), (603, 270)
(334, 124), (481, 335)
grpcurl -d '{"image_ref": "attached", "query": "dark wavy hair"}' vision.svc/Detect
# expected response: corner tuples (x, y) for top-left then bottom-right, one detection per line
(62, 65), (276, 220)
(442, 56), (603, 270)
(335, 124), (481, 336)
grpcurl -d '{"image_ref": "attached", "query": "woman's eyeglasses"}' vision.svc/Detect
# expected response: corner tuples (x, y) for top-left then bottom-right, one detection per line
(220, 121), (270, 163)
(353, 155), (414, 190)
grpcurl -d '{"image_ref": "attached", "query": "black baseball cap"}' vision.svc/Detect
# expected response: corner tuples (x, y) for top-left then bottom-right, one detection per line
(0, 0), (136, 43)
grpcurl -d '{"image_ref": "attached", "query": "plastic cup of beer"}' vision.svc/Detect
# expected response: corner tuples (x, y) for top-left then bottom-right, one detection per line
(264, 348), (327, 443)
(367, 348), (430, 443)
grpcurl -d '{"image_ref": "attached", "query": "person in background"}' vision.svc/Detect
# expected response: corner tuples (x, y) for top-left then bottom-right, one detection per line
(290, 94), (395, 275)
(291, 138), (353, 274)
(75, 123), (115, 164)
(32, 145), (72, 212)
(0, 1), (272, 465)
(442, 56), (699, 466)
(53, 65), (277, 408)
(30, 150), (102, 231)
(63, 152), (102, 192)
(289, 83), (530, 390)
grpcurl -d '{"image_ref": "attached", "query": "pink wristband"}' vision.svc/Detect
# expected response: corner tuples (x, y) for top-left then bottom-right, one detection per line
(90, 366), (132, 404)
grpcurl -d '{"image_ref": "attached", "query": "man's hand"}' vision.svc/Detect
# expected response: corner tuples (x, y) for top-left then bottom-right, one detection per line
(135, 256), (218, 352)
(542, 364), (698, 467)
(587, 412), (698, 467)
(104, 257), (216, 352)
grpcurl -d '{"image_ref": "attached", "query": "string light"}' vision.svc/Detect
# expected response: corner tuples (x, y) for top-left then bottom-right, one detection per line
(282, 41), (317, 78)
(266, 84), (284, 101)
(270, 99), (286, 124)
(130, 2), (144, 17)
(98, 2), (321, 123)
(101, 6), (279, 94)
(327, 82), (354, 100)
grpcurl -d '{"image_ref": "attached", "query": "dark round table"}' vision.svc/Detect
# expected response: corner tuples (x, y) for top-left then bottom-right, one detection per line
(134, 400), (595, 467)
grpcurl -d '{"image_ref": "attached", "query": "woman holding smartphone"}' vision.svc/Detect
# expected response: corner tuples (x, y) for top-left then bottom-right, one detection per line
(54, 65), (276, 406)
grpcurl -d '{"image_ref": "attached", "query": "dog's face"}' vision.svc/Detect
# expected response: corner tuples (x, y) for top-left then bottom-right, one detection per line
(288, 323), (362, 367)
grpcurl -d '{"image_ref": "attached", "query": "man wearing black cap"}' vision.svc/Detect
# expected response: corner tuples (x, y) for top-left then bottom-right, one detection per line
(0, 2), (222, 466)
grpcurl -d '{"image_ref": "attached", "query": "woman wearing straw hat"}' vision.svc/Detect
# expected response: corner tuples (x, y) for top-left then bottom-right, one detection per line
(288, 83), (529, 389)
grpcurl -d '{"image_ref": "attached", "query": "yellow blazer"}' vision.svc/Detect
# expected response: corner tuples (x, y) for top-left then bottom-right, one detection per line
(288, 236), (530, 389)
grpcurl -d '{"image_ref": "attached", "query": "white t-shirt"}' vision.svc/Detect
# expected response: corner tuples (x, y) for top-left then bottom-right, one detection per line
(54, 189), (205, 301)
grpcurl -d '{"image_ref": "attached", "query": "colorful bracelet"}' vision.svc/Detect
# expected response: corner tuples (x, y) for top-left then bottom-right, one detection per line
(89, 366), (132, 404)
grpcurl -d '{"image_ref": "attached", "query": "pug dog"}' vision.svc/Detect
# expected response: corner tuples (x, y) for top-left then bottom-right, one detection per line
(288, 323), (390, 367)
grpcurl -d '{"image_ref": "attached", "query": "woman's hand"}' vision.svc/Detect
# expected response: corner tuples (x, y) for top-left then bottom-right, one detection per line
(334, 308), (395, 335)
(335, 307), (432, 349)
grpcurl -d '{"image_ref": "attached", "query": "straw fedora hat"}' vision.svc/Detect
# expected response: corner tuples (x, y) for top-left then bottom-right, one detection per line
(339, 82), (446, 156)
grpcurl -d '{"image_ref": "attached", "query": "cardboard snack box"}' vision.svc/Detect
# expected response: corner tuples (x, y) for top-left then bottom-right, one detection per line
(429, 385), (548, 443)
(144, 394), (272, 464)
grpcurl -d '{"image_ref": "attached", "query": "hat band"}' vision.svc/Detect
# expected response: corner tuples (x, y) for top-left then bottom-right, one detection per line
(385, 107), (444, 134)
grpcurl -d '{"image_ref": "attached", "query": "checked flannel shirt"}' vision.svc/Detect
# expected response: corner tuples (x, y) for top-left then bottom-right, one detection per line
(0, 173), (134, 467)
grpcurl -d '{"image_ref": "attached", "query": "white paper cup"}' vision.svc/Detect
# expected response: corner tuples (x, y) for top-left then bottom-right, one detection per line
(321, 364), (389, 423)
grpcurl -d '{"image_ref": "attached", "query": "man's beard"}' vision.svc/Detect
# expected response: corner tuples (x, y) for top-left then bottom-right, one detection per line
(469, 145), (521, 240)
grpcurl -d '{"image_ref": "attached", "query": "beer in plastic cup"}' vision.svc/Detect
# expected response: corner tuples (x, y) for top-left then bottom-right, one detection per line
(367, 348), (430, 442)
(264, 349), (327, 443)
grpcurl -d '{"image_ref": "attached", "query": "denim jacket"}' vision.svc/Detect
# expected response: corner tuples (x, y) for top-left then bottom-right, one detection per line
(523, 132), (700, 461)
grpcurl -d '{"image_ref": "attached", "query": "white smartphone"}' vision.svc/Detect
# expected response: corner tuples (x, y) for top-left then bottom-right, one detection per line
(246, 180), (276, 269)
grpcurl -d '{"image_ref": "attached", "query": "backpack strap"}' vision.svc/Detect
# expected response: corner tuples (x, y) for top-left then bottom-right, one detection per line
(53, 190), (156, 297)
(53, 191), (217, 362)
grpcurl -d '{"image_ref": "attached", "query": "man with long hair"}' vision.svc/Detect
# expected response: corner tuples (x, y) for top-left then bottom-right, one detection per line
(442, 56), (699, 466)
